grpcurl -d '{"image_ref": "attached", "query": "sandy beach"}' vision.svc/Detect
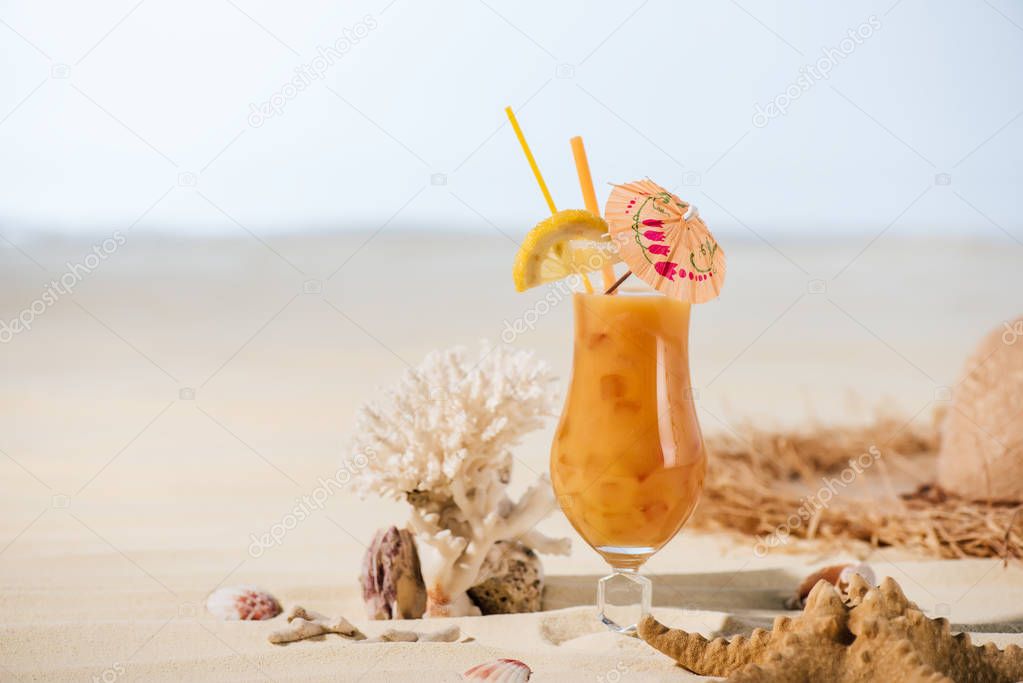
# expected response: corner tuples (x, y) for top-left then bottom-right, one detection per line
(3, 0), (1022, 676)
(2, 232), (1022, 681)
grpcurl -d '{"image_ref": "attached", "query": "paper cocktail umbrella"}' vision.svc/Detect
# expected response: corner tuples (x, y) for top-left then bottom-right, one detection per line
(604, 179), (726, 303)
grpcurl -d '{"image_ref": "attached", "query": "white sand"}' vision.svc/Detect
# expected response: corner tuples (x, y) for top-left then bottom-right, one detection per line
(1, 233), (1022, 681)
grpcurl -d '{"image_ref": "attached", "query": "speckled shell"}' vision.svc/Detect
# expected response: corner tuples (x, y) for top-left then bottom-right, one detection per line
(205, 585), (281, 620)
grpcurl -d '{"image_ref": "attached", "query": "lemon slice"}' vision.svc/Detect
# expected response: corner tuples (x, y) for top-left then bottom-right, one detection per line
(512, 210), (616, 292)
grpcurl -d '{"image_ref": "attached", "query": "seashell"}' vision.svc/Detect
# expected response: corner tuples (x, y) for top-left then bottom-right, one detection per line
(361, 526), (426, 620)
(462, 658), (532, 682)
(789, 562), (876, 608)
(206, 585), (281, 620)
(837, 562), (876, 591)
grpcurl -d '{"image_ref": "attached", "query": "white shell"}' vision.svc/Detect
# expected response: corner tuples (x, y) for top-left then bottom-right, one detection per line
(206, 585), (281, 621)
(839, 562), (875, 589)
(462, 658), (531, 682)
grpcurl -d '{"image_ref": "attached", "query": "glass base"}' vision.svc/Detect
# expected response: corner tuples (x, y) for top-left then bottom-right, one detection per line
(597, 569), (651, 633)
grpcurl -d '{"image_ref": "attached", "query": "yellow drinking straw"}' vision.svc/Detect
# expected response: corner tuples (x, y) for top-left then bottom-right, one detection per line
(505, 106), (557, 215)
(570, 136), (616, 293)
(505, 106), (594, 293)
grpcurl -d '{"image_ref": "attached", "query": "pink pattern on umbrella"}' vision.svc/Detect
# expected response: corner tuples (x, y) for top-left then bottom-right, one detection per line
(654, 261), (678, 280)
(604, 179), (726, 303)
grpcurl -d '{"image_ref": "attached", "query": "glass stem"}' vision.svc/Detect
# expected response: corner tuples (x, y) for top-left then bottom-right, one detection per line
(597, 568), (652, 633)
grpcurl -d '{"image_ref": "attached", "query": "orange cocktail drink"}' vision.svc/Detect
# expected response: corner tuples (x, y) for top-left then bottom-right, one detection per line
(551, 292), (706, 570)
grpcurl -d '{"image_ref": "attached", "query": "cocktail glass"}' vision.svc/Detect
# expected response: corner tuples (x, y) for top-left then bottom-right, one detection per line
(550, 292), (706, 632)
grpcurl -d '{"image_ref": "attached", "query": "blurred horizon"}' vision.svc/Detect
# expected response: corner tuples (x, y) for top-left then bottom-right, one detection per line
(3, 223), (1022, 243)
(4, 232), (1022, 429)
(2, 0), (1021, 238)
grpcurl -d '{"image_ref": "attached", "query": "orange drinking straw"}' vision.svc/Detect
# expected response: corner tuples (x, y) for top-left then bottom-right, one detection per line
(570, 136), (616, 292)
(505, 106), (594, 294)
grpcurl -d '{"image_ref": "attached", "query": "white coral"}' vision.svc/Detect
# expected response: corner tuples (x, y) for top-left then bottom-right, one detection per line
(350, 343), (570, 616)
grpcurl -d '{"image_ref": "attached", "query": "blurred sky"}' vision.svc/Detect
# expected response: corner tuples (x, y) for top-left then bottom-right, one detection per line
(1, 0), (1021, 238)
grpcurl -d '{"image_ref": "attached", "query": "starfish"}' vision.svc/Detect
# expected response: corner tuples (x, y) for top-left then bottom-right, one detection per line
(639, 576), (1023, 682)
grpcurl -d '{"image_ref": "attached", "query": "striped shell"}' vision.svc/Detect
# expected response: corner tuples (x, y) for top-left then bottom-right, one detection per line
(206, 585), (282, 620)
(462, 658), (531, 682)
